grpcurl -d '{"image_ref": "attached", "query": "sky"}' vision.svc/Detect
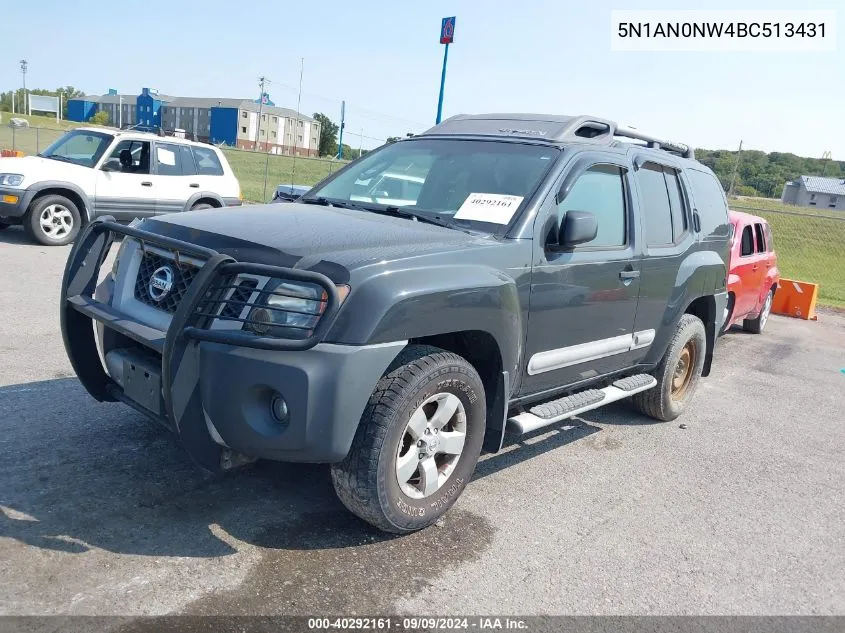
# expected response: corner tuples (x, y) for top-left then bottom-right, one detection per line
(3, 0), (842, 157)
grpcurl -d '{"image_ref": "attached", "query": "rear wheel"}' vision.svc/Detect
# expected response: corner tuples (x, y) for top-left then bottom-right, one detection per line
(632, 314), (706, 422)
(331, 345), (486, 533)
(190, 202), (214, 211)
(743, 289), (773, 334)
(24, 194), (81, 246)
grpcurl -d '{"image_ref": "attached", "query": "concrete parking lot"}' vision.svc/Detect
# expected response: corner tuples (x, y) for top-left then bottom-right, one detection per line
(1, 225), (844, 616)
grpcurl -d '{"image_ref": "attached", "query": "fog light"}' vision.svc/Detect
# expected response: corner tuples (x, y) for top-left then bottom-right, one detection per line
(271, 395), (289, 424)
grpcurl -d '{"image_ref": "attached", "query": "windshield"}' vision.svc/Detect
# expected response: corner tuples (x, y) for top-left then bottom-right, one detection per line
(306, 138), (560, 231)
(39, 130), (114, 168)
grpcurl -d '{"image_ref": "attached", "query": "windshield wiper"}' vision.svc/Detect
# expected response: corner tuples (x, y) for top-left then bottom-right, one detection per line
(380, 206), (453, 229)
(42, 155), (76, 164)
(300, 197), (366, 211)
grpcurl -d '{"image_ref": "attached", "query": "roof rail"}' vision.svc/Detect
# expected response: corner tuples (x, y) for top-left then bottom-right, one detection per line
(422, 113), (695, 160)
(613, 125), (694, 160)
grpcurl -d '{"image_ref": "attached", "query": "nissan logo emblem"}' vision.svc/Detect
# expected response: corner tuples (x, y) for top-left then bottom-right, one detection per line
(148, 265), (174, 301)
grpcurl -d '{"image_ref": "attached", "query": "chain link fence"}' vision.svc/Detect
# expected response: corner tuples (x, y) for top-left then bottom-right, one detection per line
(729, 204), (845, 308)
(0, 124), (66, 155)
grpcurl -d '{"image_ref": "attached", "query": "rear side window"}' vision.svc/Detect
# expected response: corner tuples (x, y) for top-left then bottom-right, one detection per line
(740, 226), (754, 256)
(192, 146), (225, 176)
(754, 223), (766, 253)
(687, 169), (730, 239)
(155, 143), (183, 176)
(636, 164), (673, 246)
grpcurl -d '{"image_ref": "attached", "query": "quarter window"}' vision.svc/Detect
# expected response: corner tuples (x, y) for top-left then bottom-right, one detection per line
(557, 165), (626, 248)
(191, 146), (225, 176)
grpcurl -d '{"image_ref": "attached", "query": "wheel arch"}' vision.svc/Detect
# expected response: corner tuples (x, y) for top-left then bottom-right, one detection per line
(27, 182), (92, 222)
(684, 294), (716, 377)
(184, 192), (224, 211)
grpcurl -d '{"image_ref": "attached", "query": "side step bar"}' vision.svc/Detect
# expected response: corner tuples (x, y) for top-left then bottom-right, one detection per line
(507, 374), (657, 435)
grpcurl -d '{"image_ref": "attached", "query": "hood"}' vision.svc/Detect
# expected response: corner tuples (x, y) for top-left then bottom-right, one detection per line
(0, 155), (93, 182)
(143, 203), (486, 282)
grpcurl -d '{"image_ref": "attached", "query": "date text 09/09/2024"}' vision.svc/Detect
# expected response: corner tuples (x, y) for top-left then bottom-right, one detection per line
(308, 617), (529, 630)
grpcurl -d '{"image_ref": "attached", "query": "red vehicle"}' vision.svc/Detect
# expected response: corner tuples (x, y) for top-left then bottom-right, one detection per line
(723, 210), (780, 334)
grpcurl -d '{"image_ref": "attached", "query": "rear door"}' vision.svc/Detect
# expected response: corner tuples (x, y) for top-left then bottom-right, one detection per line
(520, 152), (642, 395)
(629, 158), (696, 357)
(732, 222), (762, 318)
(152, 142), (196, 215)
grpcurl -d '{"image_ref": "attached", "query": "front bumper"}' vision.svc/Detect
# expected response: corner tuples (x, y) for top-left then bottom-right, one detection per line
(0, 186), (32, 219)
(61, 218), (405, 469)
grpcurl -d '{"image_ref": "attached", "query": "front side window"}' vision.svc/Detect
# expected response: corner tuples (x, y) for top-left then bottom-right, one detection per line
(103, 139), (151, 174)
(39, 130), (114, 168)
(557, 165), (626, 247)
(306, 139), (559, 232)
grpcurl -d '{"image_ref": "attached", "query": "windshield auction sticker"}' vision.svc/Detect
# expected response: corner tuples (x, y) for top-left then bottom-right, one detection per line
(454, 193), (524, 224)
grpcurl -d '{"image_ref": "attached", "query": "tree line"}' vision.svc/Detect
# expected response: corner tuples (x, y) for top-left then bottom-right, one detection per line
(696, 148), (845, 198)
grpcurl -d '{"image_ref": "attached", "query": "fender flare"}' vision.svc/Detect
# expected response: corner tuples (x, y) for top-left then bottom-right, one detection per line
(24, 180), (94, 221)
(183, 192), (225, 212)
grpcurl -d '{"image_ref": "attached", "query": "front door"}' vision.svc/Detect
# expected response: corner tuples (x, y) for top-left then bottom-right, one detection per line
(520, 156), (642, 396)
(94, 139), (158, 221)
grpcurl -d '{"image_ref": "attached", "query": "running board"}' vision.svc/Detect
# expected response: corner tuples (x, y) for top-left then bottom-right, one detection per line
(507, 374), (657, 434)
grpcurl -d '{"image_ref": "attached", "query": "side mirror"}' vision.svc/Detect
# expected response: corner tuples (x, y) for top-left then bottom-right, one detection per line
(558, 211), (598, 248)
(101, 160), (119, 172)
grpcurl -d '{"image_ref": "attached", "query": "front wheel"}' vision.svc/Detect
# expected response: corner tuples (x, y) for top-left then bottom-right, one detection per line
(632, 314), (706, 422)
(24, 194), (81, 246)
(331, 345), (486, 533)
(743, 289), (773, 334)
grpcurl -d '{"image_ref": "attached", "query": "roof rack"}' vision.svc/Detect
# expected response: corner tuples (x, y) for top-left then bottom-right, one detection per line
(422, 114), (695, 160)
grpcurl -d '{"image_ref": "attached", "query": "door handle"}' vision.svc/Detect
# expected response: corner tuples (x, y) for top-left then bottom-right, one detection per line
(189, 183), (199, 188)
(619, 270), (640, 280)
(141, 181), (152, 187)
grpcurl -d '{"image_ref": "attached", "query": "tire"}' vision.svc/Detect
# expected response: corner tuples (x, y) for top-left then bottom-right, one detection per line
(632, 314), (707, 422)
(191, 203), (213, 211)
(743, 289), (773, 334)
(24, 194), (81, 246)
(331, 345), (486, 533)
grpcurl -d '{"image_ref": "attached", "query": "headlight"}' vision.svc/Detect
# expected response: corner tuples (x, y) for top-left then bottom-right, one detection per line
(0, 173), (24, 187)
(246, 281), (350, 339)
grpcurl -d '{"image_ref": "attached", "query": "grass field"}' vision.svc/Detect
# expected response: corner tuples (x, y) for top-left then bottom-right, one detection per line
(221, 148), (346, 202)
(2, 114), (843, 306)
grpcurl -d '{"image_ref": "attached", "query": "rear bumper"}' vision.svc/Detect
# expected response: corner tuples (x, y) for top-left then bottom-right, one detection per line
(62, 218), (404, 468)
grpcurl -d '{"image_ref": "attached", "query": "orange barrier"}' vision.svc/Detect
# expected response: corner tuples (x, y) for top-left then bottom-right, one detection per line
(772, 278), (819, 321)
(0, 150), (24, 158)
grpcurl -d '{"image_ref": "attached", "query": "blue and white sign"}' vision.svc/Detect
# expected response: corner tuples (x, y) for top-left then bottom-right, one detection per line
(440, 16), (456, 44)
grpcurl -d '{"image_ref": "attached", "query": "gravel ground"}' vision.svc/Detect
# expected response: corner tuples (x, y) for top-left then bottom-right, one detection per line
(1, 225), (843, 617)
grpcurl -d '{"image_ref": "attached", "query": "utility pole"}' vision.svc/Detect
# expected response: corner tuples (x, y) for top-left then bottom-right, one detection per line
(254, 76), (266, 151)
(337, 100), (345, 159)
(728, 140), (743, 198)
(19, 59), (28, 115)
(290, 58), (304, 185)
(359, 128), (364, 158)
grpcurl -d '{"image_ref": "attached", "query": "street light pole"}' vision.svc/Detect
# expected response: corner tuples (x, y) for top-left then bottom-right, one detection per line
(255, 76), (266, 151)
(19, 59), (28, 115)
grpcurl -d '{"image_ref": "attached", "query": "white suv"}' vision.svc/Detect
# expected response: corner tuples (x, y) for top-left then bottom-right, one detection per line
(0, 127), (242, 245)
